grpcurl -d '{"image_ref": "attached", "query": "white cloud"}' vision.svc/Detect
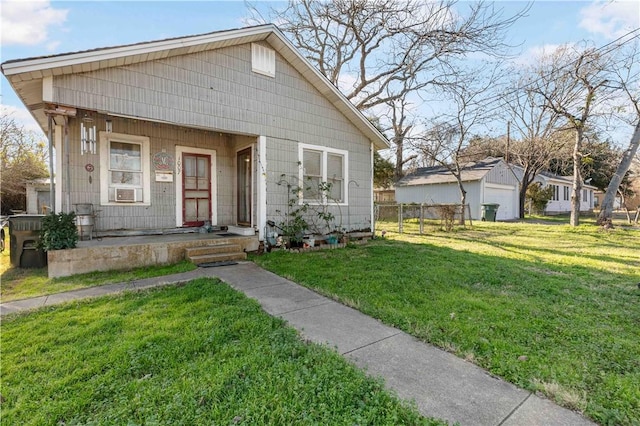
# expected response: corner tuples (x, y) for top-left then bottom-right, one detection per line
(1, 0), (68, 46)
(512, 44), (565, 67)
(1, 104), (45, 136)
(579, 0), (640, 40)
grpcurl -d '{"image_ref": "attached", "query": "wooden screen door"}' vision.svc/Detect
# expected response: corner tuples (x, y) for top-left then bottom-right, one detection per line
(237, 147), (252, 226)
(182, 153), (211, 226)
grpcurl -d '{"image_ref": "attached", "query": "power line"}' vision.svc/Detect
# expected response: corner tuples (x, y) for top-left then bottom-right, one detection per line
(410, 26), (640, 138)
(449, 28), (640, 127)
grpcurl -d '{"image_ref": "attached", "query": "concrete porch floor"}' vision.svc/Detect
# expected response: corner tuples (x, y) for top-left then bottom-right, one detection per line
(75, 230), (251, 248)
(48, 231), (260, 279)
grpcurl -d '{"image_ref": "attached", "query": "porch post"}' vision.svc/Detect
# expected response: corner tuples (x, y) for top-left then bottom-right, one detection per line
(64, 117), (71, 212)
(257, 135), (267, 241)
(54, 124), (63, 213)
(47, 114), (55, 213)
(370, 141), (375, 236)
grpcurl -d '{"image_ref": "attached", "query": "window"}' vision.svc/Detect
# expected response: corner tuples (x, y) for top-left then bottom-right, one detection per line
(302, 149), (322, 201)
(583, 189), (588, 200)
(299, 143), (348, 204)
(100, 132), (150, 205)
(327, 153), (343, 202)
(550, 184), (559, 201)
(563, 186), (570, 201)
(251, 43), (275, 77)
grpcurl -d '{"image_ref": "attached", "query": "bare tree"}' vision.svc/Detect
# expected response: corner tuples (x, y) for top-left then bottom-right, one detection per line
(597, 42), (640, 226)
(413, 67), (502, 223)
(501, 68), (565, 218)
(531, 43), (615, 226)
(0, 112), (50, 214)
(386, 97), (417, 180)
(253, 0), (527, 179)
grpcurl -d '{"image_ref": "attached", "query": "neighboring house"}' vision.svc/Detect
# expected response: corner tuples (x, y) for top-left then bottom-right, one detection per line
(2, 25), (389, 241)
(374, 186), (396, 203)
(536, 172), (596, 214)
(25, 178), (53, 214)
(593, 191), (621, 210)
(396, 157), (596, 220)
(395, 158), (520, 221)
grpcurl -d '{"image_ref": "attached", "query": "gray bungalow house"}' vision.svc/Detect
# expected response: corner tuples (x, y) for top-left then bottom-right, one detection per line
(396, 158), (520, 221)
(2, 25), (389, 244)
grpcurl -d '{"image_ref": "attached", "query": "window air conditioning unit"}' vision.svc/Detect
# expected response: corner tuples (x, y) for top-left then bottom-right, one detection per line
(115, 187), (137, 203)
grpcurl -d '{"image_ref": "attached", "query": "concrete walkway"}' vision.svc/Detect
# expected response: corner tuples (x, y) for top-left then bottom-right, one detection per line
(1, 262), (594, 426)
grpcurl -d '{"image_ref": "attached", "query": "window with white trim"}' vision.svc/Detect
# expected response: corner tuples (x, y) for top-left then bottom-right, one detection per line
(299, 144), (348, 204)
(302, 149), (322, 201)
(100, 132), (150, 205)
(563, 186), (570, 201)
(550, 184), (559, 201)
(327, 153), (344, 202)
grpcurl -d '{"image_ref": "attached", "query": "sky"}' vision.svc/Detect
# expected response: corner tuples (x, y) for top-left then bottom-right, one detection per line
(1, 0), (639, 139)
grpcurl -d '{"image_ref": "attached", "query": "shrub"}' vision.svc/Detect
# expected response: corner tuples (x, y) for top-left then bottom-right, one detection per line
(39, 212), (78, 250)
(526, 182), (554, 214)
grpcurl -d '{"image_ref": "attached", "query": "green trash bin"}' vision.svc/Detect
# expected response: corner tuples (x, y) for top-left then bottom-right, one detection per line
(481, 204), (500, 222)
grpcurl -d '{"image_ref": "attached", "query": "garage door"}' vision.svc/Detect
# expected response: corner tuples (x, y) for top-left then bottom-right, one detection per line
(484, 186), (516, 220)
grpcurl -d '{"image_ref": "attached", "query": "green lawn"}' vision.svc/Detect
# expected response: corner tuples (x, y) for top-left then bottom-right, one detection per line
(1, 279), (441, 425)
(253, 221), (640, 425)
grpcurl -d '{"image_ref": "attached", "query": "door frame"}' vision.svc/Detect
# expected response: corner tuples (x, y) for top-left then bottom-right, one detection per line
(235, 145), (254, 227)
(175, 146), (217, 227)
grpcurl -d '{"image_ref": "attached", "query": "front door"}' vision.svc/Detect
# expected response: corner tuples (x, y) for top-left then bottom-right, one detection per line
(237, 147), (252, 226)
(182, 153), (211, 227)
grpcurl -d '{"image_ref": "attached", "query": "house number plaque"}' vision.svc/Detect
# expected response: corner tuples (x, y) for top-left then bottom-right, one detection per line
(153, 152), (174, 183)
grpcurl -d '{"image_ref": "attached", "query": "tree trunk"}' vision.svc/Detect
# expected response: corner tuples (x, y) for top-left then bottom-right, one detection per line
(518, 184), (527, 219)
(395, 137), (404, 181)
(457, 178), (467, 225)
(518, 166), (534, 219)
(597, 121), (640, 225)
(570, 128), (583, 227)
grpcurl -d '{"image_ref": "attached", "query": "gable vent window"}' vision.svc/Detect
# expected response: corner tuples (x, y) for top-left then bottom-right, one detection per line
(252, 43), (275, 77)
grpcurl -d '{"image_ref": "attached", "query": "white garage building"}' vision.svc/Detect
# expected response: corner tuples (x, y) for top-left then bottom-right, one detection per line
(395, 158), (520, 221)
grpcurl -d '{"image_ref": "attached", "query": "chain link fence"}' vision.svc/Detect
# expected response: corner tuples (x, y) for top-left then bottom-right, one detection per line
(374, 203), (473, 234)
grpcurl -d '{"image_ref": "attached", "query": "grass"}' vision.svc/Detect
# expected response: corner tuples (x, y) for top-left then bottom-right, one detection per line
(1, 279), (441, 425)
(0, 231), (197, 302)
(253, 220), (640, 425)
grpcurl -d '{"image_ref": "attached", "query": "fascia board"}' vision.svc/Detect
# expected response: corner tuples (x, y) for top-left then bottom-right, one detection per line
(1, 25), (276, 76)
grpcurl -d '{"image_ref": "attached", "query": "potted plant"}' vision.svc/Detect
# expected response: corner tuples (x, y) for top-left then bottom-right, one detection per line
(303, 235), (316, 248)
(324, 233), (339, 245)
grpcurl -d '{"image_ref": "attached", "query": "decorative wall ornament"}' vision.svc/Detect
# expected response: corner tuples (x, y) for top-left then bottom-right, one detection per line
(80, 121), (97, 155)
(153, 151), (175, 171)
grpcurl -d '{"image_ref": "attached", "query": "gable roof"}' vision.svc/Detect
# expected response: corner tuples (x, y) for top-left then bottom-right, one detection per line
(397, 157), (505, 186)
(505, 164), (598, 190)
(2, 24), (389, 150)
(537, 171), (598, 190)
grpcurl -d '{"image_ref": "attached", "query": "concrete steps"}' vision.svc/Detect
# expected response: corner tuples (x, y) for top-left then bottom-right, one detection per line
(185, 243), (246, 265)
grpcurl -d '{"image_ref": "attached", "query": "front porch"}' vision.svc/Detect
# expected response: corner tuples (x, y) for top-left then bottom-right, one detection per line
(47, 231), (259, 278)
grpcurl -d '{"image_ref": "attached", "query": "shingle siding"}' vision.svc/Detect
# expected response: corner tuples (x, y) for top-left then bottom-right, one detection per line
(52, 41), (373, 232)
(485, 162), (519, 186)
(53, 43), (364, 143)
(61, 116), (241, 231)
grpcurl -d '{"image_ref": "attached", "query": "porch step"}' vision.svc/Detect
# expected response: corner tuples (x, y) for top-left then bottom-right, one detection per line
(185, 244), (246, 265)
